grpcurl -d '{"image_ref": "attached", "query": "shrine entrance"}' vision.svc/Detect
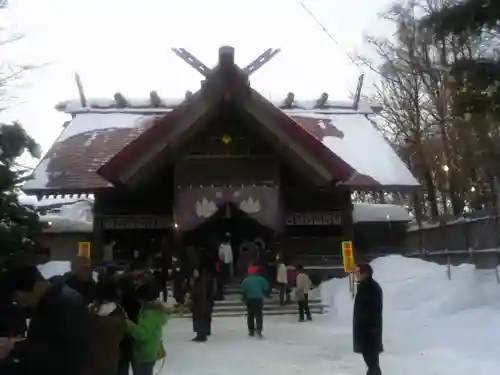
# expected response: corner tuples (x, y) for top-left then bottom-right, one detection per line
(180, 202), (275, 278)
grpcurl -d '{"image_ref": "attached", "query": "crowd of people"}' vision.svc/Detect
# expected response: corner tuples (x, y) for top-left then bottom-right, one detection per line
(0, 256), (185, 375)
(0, 245), (384, 375)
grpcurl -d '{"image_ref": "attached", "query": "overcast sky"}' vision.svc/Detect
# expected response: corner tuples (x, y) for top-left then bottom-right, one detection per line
(0, 0), (391, 166)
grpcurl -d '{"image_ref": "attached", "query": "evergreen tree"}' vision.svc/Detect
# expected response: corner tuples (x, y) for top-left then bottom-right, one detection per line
(0, 121), (42, 267)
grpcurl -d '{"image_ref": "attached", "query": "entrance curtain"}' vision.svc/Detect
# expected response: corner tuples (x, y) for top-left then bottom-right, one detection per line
(174, 186), (282, 232)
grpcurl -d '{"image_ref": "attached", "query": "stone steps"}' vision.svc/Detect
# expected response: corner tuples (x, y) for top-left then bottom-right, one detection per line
(168, 282), (327, 318)
(172, 294), (327, 318)
(214, 298), (323, 307)
(176, 308), (326, 318)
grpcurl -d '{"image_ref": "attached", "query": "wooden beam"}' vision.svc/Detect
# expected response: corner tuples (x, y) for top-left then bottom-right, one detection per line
(243, 48), (280, 75)
(171, 48), (212, 77)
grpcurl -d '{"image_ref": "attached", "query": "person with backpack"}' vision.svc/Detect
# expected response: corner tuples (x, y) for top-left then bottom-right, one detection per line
(88, 279), (126, 375)
(125, 280), (173, 375)
(240, 264), (269, 338)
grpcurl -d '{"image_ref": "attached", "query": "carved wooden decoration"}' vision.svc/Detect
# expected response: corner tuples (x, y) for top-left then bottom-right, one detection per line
(101, 215), (172, 230)
(285, 212), (343, 226)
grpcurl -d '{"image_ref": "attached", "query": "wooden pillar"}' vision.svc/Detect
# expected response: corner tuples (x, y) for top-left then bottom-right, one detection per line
(344, 189), (356, 262)
(92, 193), (105, 265)
(161, 233), (170, 302)
(92, 216), (104, 265)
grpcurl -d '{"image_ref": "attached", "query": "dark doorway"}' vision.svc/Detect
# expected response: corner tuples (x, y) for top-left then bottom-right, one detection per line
(181, 203), (274, 277)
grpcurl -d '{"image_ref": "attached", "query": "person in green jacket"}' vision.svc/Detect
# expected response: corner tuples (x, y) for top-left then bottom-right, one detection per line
(126, 281), (173, 375)
(240, 264), (269, 338)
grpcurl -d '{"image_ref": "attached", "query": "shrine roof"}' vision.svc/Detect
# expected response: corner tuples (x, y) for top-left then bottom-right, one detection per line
(23, 97), (418, 195)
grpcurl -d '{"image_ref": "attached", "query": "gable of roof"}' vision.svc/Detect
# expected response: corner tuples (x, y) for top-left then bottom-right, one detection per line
(98, 65), (358, 188)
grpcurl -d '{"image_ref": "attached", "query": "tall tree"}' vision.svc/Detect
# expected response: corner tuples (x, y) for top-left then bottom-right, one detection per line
(422, 0), (500, 216)
(359, 0), (500, 218)
(0, 5), (42, 267)
(0, 122), (42, 267)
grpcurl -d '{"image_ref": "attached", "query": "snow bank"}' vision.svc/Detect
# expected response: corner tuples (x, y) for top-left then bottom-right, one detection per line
(37, 260), (98, 281)
(321, 255), (500, 363)
(353, 203), (412, 223)
(37, 261), (70, 279)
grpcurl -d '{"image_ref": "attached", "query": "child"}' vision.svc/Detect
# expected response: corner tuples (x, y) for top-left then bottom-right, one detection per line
(295, 265), (312, 322)
(125, 281), (173, 375)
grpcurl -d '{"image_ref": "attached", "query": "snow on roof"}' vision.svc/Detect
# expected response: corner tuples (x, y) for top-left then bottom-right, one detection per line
(57, 97), (378, 115)
(39, 200), (93, 233)
(23, 113), (156, 192)
(19, 194), (94, 208)
(58, 112), (153, 143)
(291, 111), (418, 187)
(23, 99), (417, 193)
(353, 203), (412, 223)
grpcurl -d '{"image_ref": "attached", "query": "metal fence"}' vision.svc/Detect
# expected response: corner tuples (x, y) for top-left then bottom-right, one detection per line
(405, 215), (500, 269)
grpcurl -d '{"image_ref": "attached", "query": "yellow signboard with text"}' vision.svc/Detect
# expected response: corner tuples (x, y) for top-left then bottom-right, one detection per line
(341, 241), (355, 272)
(78, 242), (91, 258)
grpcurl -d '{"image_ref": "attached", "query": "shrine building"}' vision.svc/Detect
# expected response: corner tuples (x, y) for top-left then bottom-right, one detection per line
(23, 46), (418, 274)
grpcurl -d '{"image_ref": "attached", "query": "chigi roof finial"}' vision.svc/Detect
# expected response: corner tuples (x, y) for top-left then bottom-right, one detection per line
(74, 73), (87, 108)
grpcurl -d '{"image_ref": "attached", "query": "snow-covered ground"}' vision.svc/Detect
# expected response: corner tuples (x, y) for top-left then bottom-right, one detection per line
(38, 255), (500, 375)
(160, 256), (500, 375)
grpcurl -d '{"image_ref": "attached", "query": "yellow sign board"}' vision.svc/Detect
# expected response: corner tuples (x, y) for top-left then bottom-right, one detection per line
(341, 241), (355, 272)
(78, 242), (91, 258)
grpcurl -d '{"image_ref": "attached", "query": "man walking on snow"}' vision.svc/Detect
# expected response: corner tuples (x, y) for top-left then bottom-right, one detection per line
(353, 263), (383, 375)
(241, 264), (268, 338)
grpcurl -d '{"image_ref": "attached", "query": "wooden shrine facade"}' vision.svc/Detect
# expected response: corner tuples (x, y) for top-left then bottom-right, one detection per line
(23, 46), (420, 268)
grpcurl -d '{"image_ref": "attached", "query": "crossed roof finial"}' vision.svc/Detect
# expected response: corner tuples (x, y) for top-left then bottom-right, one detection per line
(171, 46), (280, 78)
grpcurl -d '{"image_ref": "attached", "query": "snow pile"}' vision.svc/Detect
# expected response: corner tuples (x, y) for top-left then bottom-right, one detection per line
(37, 261), (70, 279)
(353, 203), (412, 223)
(37, 260), (98, 281)
(39, 200), (93, 233)
(321, 255), (500, 364)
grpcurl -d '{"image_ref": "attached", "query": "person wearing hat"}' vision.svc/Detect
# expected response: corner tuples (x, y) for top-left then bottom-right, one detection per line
(240, 264), (269, 338)
(1, 265), (90, 375)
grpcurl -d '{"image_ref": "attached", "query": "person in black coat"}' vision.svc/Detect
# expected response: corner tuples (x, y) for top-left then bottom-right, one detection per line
(353, 263), (383, 375)
(115, 272), (141, 375)
(0, 270), (27, 375)
(64, 256), (96, 304)
(1, 265), (90, 375)
(0, 271), (27, 338)
(189, 268), (214, 342)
